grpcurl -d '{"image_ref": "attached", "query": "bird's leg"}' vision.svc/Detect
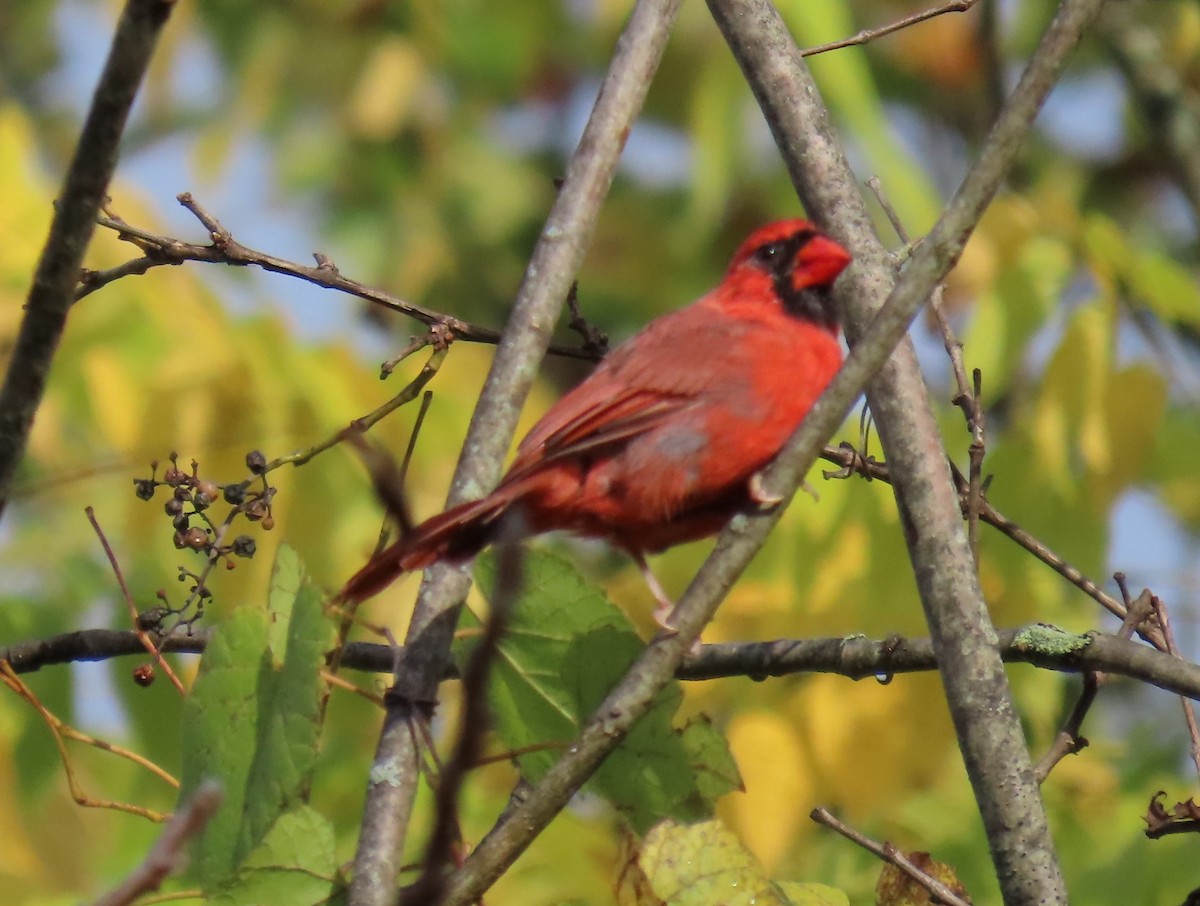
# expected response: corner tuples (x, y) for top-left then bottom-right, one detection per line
(633, 553), (704, 656)
(632, 550), (679, 632)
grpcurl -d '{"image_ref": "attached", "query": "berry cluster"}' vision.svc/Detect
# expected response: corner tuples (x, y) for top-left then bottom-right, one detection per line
(132, 450), (277, 629)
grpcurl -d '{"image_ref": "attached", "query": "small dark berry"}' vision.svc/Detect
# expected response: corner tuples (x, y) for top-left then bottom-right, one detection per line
(246, 450), (267, 474)
(174, 485), (190, 501)
(136, 606), (168, 631)
(172, 514), (190, 532)
(173, 532), (187, 550)
(231, 535), (257, 558)
(165, 498), (184, 517)
(132, 664), (156, 687)
(133, 479), (157, 501)
(163, 467), (184, 486)
(223, 481), (249, 505)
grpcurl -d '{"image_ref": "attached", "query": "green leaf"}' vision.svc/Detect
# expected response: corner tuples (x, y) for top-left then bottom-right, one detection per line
(238, 548), (334, 863)
(179, 607), (271, 887)
(179, 546), (333, 890)
(266, 544), (304, 662)
(209, 805), (340, 906)
(466, 550), (740, 833)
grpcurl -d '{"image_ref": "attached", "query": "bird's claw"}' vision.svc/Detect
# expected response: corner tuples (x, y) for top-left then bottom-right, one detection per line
(748, 472), (784, 508)
(749, 471), (819, 506)
(653, 603), (702, 656)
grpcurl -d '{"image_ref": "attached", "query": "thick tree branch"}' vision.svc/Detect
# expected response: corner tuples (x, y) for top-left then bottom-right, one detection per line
(0, 0), (177, 520)
(436, 2), (1112, 898)
(707, 0), (1107, 903)
(8, 625), (1200, 703)
(346, 3), (684, 904)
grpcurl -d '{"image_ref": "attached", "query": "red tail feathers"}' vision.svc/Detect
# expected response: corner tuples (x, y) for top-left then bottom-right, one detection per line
(337, 493), (512, 603)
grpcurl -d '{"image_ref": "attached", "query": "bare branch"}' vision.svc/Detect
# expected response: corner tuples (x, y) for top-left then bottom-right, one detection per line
(0, 0), (178, 520)
(7, 624), (1200, 703)
(1149, 595), (1200, 783)
(707, 0), (1109, 903)
(347, 3), (686, 903)
(1034, 673), (1100, 783)
(800, 1), (981, 59)
(409, 531), (525, 904)
(93, 782), (223, 906)
(85, 507), (187, 694)
(84, 197), (598, 362)
(811, 807), (973, 906)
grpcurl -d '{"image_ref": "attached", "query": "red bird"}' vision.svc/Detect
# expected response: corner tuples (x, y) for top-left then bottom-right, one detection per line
(341, 219), (851, 625)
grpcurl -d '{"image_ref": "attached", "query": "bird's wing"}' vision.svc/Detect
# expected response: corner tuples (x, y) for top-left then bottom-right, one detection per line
(502, 306), (738, 483)
(503, 388), (694, 484)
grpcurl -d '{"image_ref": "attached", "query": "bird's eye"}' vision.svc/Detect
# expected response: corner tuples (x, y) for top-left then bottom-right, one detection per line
(754, 241), (786, 264)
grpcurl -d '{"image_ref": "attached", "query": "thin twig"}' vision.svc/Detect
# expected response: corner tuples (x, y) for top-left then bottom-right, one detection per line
(1033, 672), (1099, 783)
(1150, 595), (1200, 783)
(409, 528), (525, 904)
(799, 0), (981, 58)
(260, 347), (447, 474)
(821, 444), (1163, 649)
(83, 196), (598, 362)
(321, 669), (386, 708)
(0, 0), (178, 520)
(400, 391), (435, 488)
(93, 781), (223, 906)
(867, 175), (987, 564)
(85, 506), (187, 694)
(810, 807), (972, 906)
(0, 662), (175, 822)
(1034, 577), (1161, 783)
(565, 282), (609, 358)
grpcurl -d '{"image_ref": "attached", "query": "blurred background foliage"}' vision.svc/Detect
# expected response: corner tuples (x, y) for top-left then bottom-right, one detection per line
(1, 0), (1199, 903)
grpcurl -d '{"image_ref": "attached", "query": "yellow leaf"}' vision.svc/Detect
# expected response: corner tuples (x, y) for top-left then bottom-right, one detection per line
(724, 711), (810, 872)
(347, 37), (425, 140)
(81, 349), (143, 453)
(639, 818), (787, 906)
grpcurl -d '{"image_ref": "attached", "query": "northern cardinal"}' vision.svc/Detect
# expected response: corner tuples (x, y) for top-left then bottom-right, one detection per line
(341, 219), (851, 625)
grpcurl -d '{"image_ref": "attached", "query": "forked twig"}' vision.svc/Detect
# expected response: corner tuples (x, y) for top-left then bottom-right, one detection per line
(0, 662), (176, 822)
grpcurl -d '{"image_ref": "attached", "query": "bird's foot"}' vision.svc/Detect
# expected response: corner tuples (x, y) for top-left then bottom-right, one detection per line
(654, 601), (702, 657)
(749, 472), (818, 506)
(637, 553), (701, 655)
(748, 472), (784, 508)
